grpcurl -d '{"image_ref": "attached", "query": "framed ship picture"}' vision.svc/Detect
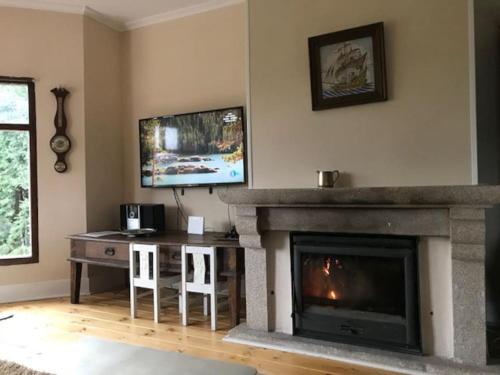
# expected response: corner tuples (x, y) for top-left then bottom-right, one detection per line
(308, 22), (387, 111)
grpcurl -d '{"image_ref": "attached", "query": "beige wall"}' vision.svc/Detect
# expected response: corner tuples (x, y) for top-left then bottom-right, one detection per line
(0, 7), (86, 285)
(121, 4), (246, 231)
(84, 17), (123, 231)
(248, 0), (473, 188)
(0, 0), (475, 303)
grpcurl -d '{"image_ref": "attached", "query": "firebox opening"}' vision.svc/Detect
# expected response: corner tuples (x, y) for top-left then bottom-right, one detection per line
(291, 232), (421, 354)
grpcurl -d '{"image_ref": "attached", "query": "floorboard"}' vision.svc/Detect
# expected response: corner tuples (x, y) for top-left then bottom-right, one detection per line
(0, 293), (401, 375)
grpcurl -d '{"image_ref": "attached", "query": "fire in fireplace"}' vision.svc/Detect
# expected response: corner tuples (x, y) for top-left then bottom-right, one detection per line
(291, 232), (421, 354)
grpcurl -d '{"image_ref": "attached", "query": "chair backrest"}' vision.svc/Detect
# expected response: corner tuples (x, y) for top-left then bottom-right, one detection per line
(183, 246), (216, 285)
(192, 253), (206, 285)
(130, 243), (159, 289)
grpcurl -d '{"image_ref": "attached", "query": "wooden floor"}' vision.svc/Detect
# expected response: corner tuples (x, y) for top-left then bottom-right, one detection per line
(0, 291), (401, 375)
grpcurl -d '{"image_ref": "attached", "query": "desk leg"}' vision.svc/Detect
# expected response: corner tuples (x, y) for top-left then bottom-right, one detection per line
(227, 249), (241, 327)
(71, 262), (82, 304)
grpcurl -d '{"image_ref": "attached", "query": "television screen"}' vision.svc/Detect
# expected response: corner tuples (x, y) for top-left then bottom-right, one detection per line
(139, 106), (246, 188)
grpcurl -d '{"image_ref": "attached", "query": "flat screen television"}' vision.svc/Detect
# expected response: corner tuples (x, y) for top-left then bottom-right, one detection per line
(139, 106), (246, 188)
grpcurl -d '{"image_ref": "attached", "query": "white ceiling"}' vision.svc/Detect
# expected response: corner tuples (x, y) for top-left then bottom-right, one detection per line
(0, 0), (243, 31)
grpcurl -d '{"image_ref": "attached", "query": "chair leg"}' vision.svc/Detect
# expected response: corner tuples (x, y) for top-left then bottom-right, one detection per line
(178, 293), (182, 314)
(203, 294), (209, 316)
(153, 287), (160, 324)
(181, 290), (188, 326)
(181, 292), (189, 326)
(210, 249), (217, 331)
(181, 246), (188, 326)
(130, 286), (137, 319)
(129, 244), (137, 319)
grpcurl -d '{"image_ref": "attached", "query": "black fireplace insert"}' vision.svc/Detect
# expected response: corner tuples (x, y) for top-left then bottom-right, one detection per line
(290, 232), (421, 354)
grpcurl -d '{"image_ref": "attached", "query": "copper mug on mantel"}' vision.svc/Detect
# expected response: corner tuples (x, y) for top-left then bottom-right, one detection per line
(317, 170), (340, 188)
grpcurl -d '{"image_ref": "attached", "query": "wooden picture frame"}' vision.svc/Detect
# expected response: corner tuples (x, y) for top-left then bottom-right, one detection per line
(308, 22), (387, 111)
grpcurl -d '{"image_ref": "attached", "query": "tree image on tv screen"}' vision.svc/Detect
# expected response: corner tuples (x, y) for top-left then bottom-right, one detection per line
(140, 108), (245, 187)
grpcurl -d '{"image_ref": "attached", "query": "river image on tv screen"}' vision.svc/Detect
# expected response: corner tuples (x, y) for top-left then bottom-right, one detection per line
(140, 107), (245, 187)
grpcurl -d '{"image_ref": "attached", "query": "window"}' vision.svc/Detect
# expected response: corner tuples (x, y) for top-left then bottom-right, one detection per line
(0, 77), (38, 265)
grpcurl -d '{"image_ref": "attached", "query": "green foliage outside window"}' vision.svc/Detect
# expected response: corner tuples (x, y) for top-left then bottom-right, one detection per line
(0, 84), (29, 124)
(0, 131), (31, 257)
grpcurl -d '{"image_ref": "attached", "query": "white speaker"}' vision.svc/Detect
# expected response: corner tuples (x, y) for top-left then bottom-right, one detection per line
(126, 204), (140, 230)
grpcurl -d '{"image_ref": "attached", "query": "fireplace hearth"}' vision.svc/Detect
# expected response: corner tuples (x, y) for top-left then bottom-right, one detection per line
(291, 232), (421, 354)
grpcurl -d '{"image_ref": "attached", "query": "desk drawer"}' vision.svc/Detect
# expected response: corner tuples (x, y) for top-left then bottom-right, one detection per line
(85, 242), (129, 261)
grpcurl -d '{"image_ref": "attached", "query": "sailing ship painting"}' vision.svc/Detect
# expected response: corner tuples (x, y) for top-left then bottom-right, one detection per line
(308, 23), (387, 110)
(320, 36), (375, 99)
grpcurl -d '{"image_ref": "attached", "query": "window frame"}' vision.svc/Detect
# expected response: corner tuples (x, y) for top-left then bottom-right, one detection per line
(0, 76), (38, 265)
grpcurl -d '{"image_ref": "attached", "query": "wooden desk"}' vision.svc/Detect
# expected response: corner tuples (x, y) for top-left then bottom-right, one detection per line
(67, 231), (243, 327)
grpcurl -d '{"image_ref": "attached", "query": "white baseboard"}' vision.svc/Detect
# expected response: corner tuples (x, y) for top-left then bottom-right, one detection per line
(0, 277), (90, 304)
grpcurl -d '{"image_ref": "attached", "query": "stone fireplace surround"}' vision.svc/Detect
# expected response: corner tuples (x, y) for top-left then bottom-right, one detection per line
(218, 186), (500, 374)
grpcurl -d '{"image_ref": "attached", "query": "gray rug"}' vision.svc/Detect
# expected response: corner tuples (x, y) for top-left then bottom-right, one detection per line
(64, 337), (256, 375)
(0, 336), (255, 375)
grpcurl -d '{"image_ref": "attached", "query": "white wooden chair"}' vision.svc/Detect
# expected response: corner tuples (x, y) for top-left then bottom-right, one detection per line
(181, 245), (222, 331)
(129, 243), (180, 323)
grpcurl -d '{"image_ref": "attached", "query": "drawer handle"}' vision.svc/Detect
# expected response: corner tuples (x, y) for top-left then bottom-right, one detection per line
(104, 247), (116, 256)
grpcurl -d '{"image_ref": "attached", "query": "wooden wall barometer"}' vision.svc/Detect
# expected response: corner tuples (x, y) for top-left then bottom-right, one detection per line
(50, 87), (71, 173)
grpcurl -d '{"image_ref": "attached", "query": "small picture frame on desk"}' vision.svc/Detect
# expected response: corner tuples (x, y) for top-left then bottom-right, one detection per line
(188, 216), (204, 235)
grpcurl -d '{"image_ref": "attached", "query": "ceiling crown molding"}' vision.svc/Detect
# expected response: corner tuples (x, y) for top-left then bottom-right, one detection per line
(0, 0), (83, 14)
(124, 0), (245, 31)
(0, 1), (123, 32)
(83, 6), (125, 32)
(0, 0), (245, 32)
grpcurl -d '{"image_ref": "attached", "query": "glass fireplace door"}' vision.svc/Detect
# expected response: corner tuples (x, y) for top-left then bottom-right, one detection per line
(301, 253), (406, 317)
(291, 233), (421, 354)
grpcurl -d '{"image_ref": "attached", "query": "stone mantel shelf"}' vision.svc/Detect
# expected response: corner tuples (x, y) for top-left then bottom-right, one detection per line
(218, 184), (497, 368)
(218, 185), (500, 207)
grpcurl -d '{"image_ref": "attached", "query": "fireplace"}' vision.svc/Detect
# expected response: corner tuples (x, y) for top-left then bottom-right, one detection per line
(291, 232), (421, 354)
